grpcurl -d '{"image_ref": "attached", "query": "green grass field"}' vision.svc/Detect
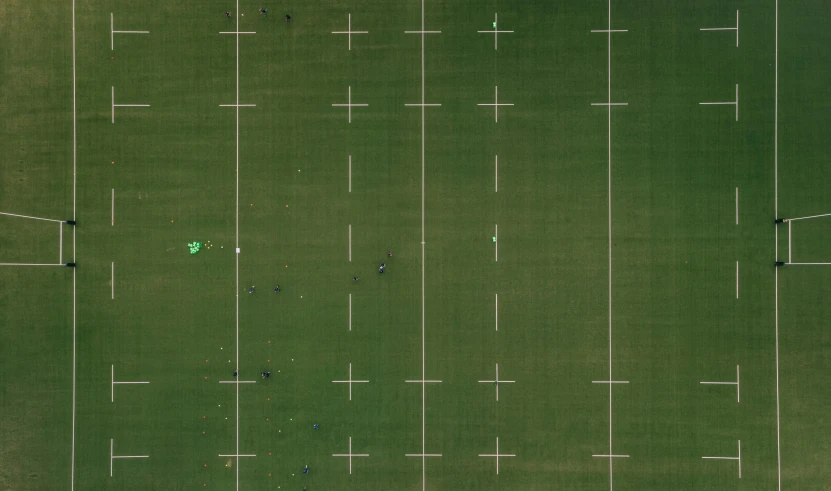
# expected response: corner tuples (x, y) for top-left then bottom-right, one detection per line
(2, 1), (831, 490)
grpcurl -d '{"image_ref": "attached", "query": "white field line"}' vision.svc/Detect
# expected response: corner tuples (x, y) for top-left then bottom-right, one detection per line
(736, 261), (739, 299)
(348, 225), (352, 262)
(0, 211), (63, 222)
(332, 437), (369, 475)
(219, 104), (256, 107)
(219, 380), (257, 384)
(495, 293), (498, 331)
(331, 86), (368, 123)
(220, 31), (256, 34)
(476, 13), (514, 50)
(348, 155), (352, 192)
(111, 87), (150, 124)
(700, 10), (740, 47)
(477, 86), (514, 122)
(591, 102), (628, 106)
(332, 362), (369, 401)
(59, 222), (63, 263)
(494, 155), (498, 192)
(591, 29), (628, 33)
(592, 380), (629, 384)
(785, 262), (831, 265)
(478, 437), (516, 474)
(478, 363), (515, 401)
(71, 0), (78, 487)
(218, 454), (257, 457)
(495, 224), (498, 262)
(735, 187), (739, 224)
(332, 14), (369, 51)
(110, 13), (149, 50)
(111, 365), (149, 402)
(592, 454), (630, 458)
(702, 440), (741, 478)
(788, 220), (792, 263)
(111, 189), (114, 226)
(111, 262), (114, 299)
(109, 439), (149, 477)
(700, 365), (740, 403)
(349, 294), (352, 331)
(699, 84), (739, 121)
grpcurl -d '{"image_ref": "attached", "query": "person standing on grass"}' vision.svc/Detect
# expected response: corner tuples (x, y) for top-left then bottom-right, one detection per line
(274, 285), (280, 293)
(249, 285), (255, 294)
(285, 14), (291, 22)
(387, 251), (392, 257)
(226, 11), (232, 19)
(260, 8), (267, 18)
(353, 276), (359, 282)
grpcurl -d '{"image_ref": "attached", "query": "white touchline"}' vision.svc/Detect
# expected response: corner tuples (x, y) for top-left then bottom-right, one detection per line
(702, 440), (741, 478)
(478, 363), (515, 401)
(109, 438), (149, 477)
(700, 365), (740, 403)
(348, 224), (352, 262)
(477, 86), (514, 123)
(332, 437), (370, 475)
(788, 220), (792, 263)
(348, 155), (352, 193)
(332, 14), (369, 51)
(71, 1), (78, 488)
(477, 13), (514, 51)
(478, 437), (516, 474)
(110, 13), (149, 51)
(736, 261), (739, 299)
(349, 294), (352, 331)
(494, 155), (498, 192)
(331, 86), (368, 123)
(59, 222), (63, 263)
(332, 363), (370, 401)
(699, 10), (739, 47)
(111, 262), (114, 299)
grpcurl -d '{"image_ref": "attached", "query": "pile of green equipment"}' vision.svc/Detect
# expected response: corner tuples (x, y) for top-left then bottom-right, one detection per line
(188, 241), (203, 254)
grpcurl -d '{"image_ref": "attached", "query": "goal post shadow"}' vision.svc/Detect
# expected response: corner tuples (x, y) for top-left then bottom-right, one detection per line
(0, 212), (73, 266)
(778, 213), (831, 265)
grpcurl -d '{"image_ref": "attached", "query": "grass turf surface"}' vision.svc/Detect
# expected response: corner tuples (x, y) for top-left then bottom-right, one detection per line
(1, 1), (831, 490)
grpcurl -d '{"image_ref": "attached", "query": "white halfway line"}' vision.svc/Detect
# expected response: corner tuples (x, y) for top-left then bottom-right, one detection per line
(701, 365), (740, 403)
(332, 437), (369, 475)
(70, 1), (78, 489)
(110, 13), (149, 51)
(111, 365), (149, 402)
(478, 437), (515, 474)
(111, 86), (149, 124)
(332, 86), (368, 123)
(700, 84), (739, 121)
(702, 440), (741, 478)
(477, 86), (514, 123)
(477, 13), (514, 51)
(700, 10), (739, 47)
(332, 362), (369, 401)
(110, 439), (148, 477)
(332, 14), (368, 51)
